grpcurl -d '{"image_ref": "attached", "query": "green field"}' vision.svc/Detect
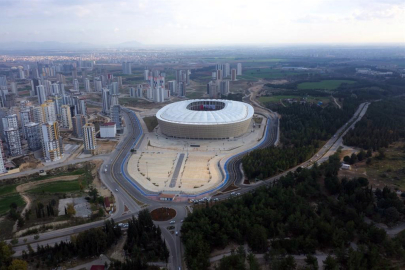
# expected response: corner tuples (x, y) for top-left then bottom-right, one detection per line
(28, 180), (81, 194)
(239, 68), (299, 80)
(0, 194), (25, 216)
(258, 95), (330, 104)
(0, 184), (17, 197)
(297, 80), (356, 90)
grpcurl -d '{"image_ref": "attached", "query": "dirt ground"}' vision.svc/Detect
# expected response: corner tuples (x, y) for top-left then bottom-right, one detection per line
(13, 155), (41, 171)
(151, 208), (176, 221)
(108, 234), (127, 262)
(91, 160), (112, 198)
(95, 141), (118, 155)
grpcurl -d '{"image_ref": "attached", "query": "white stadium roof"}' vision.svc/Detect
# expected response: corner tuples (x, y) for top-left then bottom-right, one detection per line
(156, 99), (254, 125)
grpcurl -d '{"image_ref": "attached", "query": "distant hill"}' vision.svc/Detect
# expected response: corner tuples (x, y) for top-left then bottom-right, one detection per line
(0, 40), (143, 50)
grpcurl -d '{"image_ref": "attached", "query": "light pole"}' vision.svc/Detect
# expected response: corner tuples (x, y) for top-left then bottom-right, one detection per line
(146, 162), (148, 178)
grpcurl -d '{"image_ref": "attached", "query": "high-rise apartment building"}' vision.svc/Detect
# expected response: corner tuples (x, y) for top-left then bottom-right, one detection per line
(25, 122), (41, 151)
(31, 106), (44, 124)
(61, 105), (73, 129)
(5, 128), (22, 156)
(41, 100), (57, 122)
(122, 62), (132, 75)
(110, 105), (122, 132)
(101, 88), (110, 115)
(94, 79), (102, 92)
(84, 78), (91, 92)
(0, 144), (6, 173)
(237, 63), (242, 75)
(220, 80), (230, 96)
(179, 82), (186, 97)
(36, 85), (47, 105)
(168, 81), (176, 95)
(83, 123), (97, 154)
(73, 79), (79, 91)
(231, 69), (237, 81)
(72, 114), (87, 138)
(224, 63), (230, 77)
(20, 110), (31, 138)
(41, 121), (63, 162)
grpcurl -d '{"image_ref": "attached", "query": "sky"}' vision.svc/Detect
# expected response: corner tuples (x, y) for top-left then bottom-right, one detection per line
(0, 0), (404, 45)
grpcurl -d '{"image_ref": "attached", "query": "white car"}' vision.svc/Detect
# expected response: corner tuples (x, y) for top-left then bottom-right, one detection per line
(170, 220), (176, 224)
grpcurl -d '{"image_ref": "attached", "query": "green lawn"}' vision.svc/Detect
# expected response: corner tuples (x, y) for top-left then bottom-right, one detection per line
(297, 80), (356, 90)
(0, 194), (25, 216)
(28, 180), (81, 194)
(0, 184), (18, 197)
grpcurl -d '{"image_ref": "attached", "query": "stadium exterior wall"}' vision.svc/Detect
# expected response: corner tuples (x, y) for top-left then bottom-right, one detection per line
(157, 117), (251, 139)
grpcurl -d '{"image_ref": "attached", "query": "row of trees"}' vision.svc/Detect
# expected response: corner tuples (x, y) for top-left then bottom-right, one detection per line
(181, 154), (405, 269)
(24, 219), (121, 267)
(343, 97), (405, 150)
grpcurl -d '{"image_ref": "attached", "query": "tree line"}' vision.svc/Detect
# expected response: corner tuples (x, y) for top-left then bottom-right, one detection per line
(243, 98), (359, 180)
(181, 153), (405, 269)
(343, 97), (405, 151)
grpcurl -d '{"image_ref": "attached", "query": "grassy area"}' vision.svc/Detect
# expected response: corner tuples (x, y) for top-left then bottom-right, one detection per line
(339, 141), (405, 190)
(28, 180), (82, 194)
(143, 116), (158, 132)
(258, 95), (330, 104)
(0, 184), (18, 197)
(297, 80), (356, 90)
(0, 219), (15, 240)
(239, 68), (299, 80)
(0, 194), (25, 216)
(119, 97), (138, 107)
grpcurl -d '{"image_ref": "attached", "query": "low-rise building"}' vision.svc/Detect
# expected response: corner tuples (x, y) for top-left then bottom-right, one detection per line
(100, 122), (116, 138)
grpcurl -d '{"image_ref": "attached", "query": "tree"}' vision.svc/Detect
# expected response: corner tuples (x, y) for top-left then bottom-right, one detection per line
(66, 204), (76, 217)
(305, 254), (318, 270)
(247, 224), (267, 253)
(384, 207), (400, 223)
(349, 153), (357, 165)
(323, 255), (338, 270)
(7, 259), (28, 270)
(357, 150), (366, 161)
(0, 241), (13, 267)
(343, 156), (351, 164)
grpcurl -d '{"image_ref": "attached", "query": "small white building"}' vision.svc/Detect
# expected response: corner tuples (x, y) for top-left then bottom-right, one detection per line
(100, 122), (116, 138)
(341, 163), (351, 170)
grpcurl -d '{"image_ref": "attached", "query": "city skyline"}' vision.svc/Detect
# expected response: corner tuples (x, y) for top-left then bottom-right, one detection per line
(0, 0), (404, 46)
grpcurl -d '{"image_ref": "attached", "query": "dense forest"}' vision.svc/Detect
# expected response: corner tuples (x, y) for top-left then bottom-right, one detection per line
(242, 98), (359, 179)
(181, 154), (405, 270)
(343, 97), (405, 150)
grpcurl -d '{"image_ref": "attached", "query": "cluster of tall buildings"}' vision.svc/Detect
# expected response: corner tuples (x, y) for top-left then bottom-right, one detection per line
(101, 80), (123, 133)
(212, 63), (242, 81)
(0, 64), (109, 173)
(205, 63), (242, 98)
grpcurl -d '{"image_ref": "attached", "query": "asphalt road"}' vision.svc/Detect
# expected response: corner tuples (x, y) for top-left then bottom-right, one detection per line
(7, 96), (393, 270)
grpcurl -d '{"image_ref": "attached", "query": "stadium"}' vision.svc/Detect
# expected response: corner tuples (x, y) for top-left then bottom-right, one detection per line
(156, 99), (254, 139)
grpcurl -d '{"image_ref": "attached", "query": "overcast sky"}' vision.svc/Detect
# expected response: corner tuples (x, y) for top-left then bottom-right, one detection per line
(0, 0), (404, 45)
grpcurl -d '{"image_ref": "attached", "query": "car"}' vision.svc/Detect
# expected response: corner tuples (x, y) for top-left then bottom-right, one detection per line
(214, 198), (219, 201)
(230, 192), (235, 195)
(170, 220), (176, 224)
(118, 223), (123, 227)
(236, 193), (241, 196)
(175, 231), (178, 236)
(181, 220), (183, 223)
(115, 189), (118, 192)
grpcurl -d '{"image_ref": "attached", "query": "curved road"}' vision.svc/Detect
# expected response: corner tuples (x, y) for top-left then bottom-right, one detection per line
(7, 95), (393, 270)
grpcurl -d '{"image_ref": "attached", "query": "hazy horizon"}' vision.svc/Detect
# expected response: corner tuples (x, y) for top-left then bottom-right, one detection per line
(1, 0), (404, 46)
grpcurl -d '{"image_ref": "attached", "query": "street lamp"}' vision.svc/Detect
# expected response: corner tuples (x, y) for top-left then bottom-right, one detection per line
(146, 162), (148, 178)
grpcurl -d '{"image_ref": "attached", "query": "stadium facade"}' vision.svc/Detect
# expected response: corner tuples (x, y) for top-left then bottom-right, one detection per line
(156, 99), (254, 139)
